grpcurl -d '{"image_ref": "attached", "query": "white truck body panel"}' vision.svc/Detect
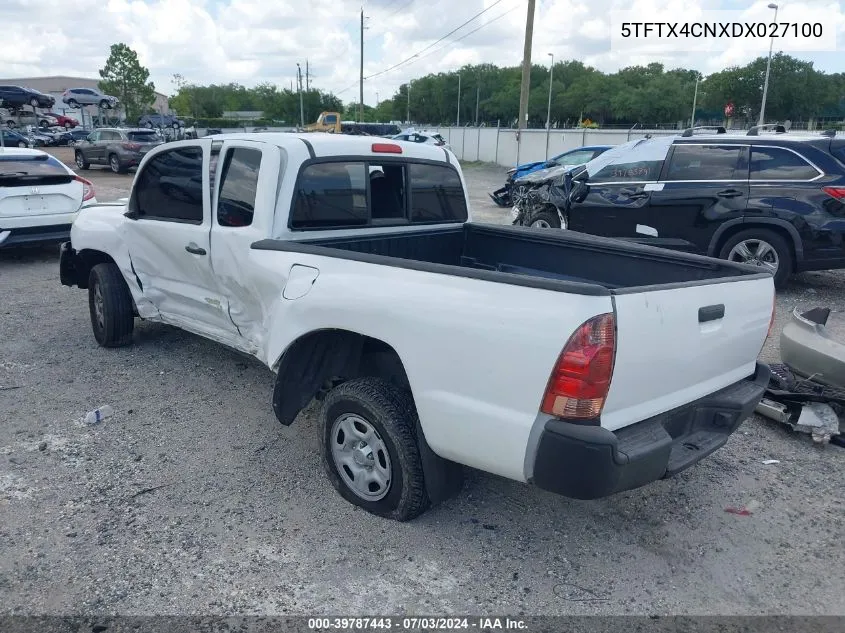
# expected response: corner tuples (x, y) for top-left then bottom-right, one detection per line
(65, 132), (775, 491)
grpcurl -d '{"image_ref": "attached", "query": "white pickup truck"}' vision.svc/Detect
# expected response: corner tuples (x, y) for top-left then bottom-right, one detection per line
(59, 133), (775, 521)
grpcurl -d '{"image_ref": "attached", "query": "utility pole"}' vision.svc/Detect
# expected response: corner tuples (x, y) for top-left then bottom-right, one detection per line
(297, 63), (305, 128)
(475, 83), (480, 126)
(516, 0), (536, 164)
(359, 8), (365, 123)
(545, 52), (554, 159)
(690, 74), (700, 128)
(456, 73), (461, 126)
(306, 60), (310, 92)
(407, 81), (411, 124)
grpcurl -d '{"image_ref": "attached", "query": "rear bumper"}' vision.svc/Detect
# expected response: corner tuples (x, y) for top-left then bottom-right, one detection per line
(0, 223), (73, 248)
(531, 362), (771, 500)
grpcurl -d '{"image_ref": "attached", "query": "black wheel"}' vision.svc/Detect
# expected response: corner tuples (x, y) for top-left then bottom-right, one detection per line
(67, 99), (79, 108)
(64, 122), (72, 130)
(320, 378), (430, 521)
(100, 100), (110, 109)
(30, 98), (39, 107)
(7, 120), (15, 128)
(88, 263), (135, 347)
(719, 228), (792, 289)
(525, 206), (563, 229)
(75, 151), (89, 170)
(144, 121), (153, 129)
(109, 154), (125, 174)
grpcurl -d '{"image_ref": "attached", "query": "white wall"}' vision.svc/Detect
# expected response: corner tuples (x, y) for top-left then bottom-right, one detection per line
(431, 127), (679, 167)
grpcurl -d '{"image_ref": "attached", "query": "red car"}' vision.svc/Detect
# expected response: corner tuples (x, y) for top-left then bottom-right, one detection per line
(43, 112), (79, 129)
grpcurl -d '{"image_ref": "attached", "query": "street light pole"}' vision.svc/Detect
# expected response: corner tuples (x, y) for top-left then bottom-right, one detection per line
(759, 3), (779, 126)
(545, 52), (554, 160)
(406, 80), (411, 124)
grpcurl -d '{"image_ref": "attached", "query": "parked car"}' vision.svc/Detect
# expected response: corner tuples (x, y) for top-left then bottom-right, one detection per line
(59, 133), (774, 521)
(2, 109), (58, 128)
(61, 88), (119, 109)
(391, 129), (451, 150)
(74, 128), (163, 173)
(510, 126), (845, 288)
(489, 145), (613, 207)
(42, 112), (79, 129)
(0, 85), (56, 109)
(0, 129), (33, 148)
(67, 129), (93, 145)
(0, 148), (96, 248)
(138, 114), (184, 129)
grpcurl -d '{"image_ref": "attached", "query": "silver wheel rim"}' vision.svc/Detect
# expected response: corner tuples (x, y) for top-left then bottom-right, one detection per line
(728, 239), (779, 273)
(530, 218), (551, 228)
(76, 153), (84, 168)
(93, 281), (105, 330)
(330, 413), (392, 501)
(110, 156), (119, 172)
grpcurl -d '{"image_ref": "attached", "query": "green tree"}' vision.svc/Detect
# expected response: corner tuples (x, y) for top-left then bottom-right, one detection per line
(98, 43), (156, 122)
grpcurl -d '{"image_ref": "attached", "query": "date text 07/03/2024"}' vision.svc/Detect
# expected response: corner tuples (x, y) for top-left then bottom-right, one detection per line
(307, 617), (528, 630)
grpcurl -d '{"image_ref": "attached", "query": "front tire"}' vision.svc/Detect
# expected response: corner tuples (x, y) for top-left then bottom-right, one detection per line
(100, 100), (111, 109)
(320, 378), (430, 521)
(88, 263), (135, 347)
(719, 228), (792, 289)
(67, 99), (79, 108)
(30, 98), (39, 107)
(17, 141), (26, 148)
(75, 151), (89, 170)
(526, 206), (563, 229)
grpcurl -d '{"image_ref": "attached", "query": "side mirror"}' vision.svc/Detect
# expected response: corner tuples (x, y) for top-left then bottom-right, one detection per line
(124, 208), (139, 220)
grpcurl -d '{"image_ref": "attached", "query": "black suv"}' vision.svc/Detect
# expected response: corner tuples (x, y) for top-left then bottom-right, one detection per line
(0, 85), (56, 109)
(517, 127), (845, 288)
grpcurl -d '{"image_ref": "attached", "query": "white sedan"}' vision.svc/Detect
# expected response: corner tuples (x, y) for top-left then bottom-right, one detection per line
(0, 147), (96, 248)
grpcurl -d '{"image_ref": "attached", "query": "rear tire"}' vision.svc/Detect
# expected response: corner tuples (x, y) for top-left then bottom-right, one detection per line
(17, 141), (26, 148)
(67, 99), (79, 109)
(30, 98), (39, 108)
(319, 378), (431, 521)
(109, 154), (125, 174)
(525, 206), (563, 229)
(718, 228), (792, 289)
(88, 263), (135, 347)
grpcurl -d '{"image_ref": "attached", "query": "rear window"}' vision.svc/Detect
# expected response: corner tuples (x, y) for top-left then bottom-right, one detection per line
(0, 155), (70, 183)
(128, 131), (158, 142)
(290, 161), (467, 230)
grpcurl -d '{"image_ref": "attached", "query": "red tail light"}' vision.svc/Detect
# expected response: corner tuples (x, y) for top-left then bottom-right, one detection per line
(122, 142), (141, 151)
(74, 175), (95, 201)
(541, 313), (616, 420)
(372, 143), (402, 154)
(822, 186), (845, 201)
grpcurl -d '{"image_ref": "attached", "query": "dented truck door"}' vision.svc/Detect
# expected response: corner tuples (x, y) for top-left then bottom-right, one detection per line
(120, 139), (239, 337)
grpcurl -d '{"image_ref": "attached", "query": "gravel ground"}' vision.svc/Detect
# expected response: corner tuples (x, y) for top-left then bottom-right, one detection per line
(1, 154), (844, 618)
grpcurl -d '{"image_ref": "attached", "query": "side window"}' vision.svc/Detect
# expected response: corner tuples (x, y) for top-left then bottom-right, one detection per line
(133, 147), (205, 223)
(665, 145), (744, 181)
(87, 132), (99, 142)
(325, 114), (337, 124)
(217, 147), (261, 227)
(557, 150), (595, 165)
(291, 163), (368, 229)
(750, 147), (820, 180)
(409, 163), (468, 223)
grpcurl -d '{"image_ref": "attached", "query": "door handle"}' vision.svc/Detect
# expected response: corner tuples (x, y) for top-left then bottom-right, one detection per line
(698, 304), (725, 323)
(185, 243), (206, 255)
(623, 191), (649, 200)
(717, 189), (743, 198)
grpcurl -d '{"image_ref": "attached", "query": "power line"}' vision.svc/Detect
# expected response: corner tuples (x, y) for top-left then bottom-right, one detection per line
(364, 0), (508, 81)
(335, 1), (512, 96)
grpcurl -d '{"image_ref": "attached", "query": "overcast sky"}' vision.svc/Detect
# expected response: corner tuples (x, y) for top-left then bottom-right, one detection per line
(1, 0), (843, 105)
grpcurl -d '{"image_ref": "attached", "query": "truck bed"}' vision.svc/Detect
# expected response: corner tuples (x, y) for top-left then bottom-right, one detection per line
(252, 223), (767, 295)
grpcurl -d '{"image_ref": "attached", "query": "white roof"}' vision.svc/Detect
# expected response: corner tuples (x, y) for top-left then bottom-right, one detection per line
(0, 147), (47, 157)
(207, 132), (453, 162)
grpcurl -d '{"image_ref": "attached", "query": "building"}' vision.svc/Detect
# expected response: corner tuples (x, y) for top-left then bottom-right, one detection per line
(0, 75), (172, 121)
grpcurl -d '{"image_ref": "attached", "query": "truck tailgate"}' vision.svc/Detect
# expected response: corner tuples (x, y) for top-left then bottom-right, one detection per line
(600, 277), (774, 432)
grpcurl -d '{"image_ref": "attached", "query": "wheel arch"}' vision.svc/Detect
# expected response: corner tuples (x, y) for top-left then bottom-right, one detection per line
(274, 328), (464, 505)
(67, 248), (117, 289)
(708, 218), (803, 266)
